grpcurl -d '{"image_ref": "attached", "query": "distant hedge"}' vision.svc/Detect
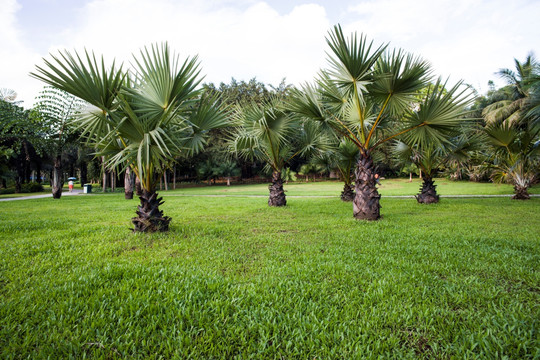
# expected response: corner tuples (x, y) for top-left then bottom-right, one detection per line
(0, 182), (44, 194)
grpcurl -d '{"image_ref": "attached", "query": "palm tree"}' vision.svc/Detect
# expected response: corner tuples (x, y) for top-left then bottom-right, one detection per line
(483, 54), (539, 126)
(394, 129), (480, 203)
(289, 25), (473, 220)
(31, 43), (227, 232)
(215, 160), (240, 186)
(34, 86), (85, 199)
(230, 99), (328, 206)
(484, 122), (539, 199)
(482, 54), (540, 199)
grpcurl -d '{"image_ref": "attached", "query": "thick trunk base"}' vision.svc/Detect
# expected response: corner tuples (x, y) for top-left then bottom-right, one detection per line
(353, 154), (381, 220)
(512, 185), (530, 200)
(416, 177), (439, 204)
(340, 183), (355, 202)
(131, 190), (171, 232)
(268, 171), (286, 207)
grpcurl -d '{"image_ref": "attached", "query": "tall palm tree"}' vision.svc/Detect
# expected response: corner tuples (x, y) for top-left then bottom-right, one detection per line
(289, 25), (473, 220)
(31, 43), (228, 232)
(230, 99), (328, 206)
(483, 54), (539, 126)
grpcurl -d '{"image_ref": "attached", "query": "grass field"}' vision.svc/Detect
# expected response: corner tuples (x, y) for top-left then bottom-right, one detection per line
(166, 178), (540, 197)
(0, 185), (539, 358)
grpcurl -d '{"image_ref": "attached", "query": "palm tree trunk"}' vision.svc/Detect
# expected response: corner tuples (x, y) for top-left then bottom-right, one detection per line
(268, 171), (286, 207)
(52, 155), (63, 199)
(110, 170), (116, 192)
(164, 171), (168, 191)
(341, 183), (355, 202)
(135, 175), (143, 196)
(226, 177), (231, 186)
(415, 176), (439, 204)
(353, 152), (381, 220)
(409, 172), (412, 182)
(173, 166), (176, 190)
(132, 189), (171, 232)
(512, 185), (530, 200)
(102, 157), (107, 192)
(124, 167), (134, 199)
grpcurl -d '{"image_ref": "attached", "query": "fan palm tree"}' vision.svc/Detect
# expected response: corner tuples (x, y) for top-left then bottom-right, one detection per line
(31, 43), (228, 232)
(289, 25), (473, 220)
(230, 99), (328, 206)
(484, 121), (539, 199)
(394, 129), (481, 203)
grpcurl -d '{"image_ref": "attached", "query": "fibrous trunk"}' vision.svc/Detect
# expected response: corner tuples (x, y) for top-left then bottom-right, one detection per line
(512, 185), (530, 200)
(124, 167), (134, 200)
(340, 183), (355, 202)
(416, 177), (439, 204)
(52, 155), (63, 199)
(268, 171), (286, 207)
(132, 189), (171, 232)
(353, 153), (380, 220)
(135, 176), (143, 196)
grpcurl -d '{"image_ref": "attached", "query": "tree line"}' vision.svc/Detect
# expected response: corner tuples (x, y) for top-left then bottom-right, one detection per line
(1, 25), (538, 231)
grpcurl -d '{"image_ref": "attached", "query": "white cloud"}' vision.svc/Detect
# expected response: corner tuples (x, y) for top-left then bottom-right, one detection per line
(50, 0), (330, 90)
(0, 0), (43, 106)
(345, 0), (540, 91)
(2, 0), (539, 106)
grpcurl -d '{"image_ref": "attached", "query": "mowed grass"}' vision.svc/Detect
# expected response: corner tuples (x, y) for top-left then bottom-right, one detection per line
(0, 192), (539, 358)
(168, 178), (540, 197)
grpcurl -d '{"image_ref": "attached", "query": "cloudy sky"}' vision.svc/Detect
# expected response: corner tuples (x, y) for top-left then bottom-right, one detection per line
(1, 0), (539, 108)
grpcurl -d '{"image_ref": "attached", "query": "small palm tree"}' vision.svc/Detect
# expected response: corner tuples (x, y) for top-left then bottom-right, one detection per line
(289, 25), (473, 219)
(281, 167), (297, 184)
(32, 43), (227, 232)
(484, 122), (539, 199)
(215, 160), (241, 186)
(230, 99), (328, 206)
(395, 130), (479, 203)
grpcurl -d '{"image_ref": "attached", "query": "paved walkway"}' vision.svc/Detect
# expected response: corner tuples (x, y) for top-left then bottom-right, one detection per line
(0, 189), (85, 201)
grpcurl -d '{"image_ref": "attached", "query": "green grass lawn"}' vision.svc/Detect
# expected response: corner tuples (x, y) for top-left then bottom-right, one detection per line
(167, 178), (540, 197)
(0, 192), (539, 358)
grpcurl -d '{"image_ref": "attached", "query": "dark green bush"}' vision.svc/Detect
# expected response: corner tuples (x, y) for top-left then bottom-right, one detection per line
(1, 183), (45, 194)
(23, 182), (44, 193)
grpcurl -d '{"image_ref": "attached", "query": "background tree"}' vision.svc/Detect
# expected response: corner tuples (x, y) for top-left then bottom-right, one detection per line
(481, 54), (540, 199)
(0, 94), (43, 192)
(483, 54), (538, 126)
(34, 86), (85, 198)
(32, 43), (228, 232)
